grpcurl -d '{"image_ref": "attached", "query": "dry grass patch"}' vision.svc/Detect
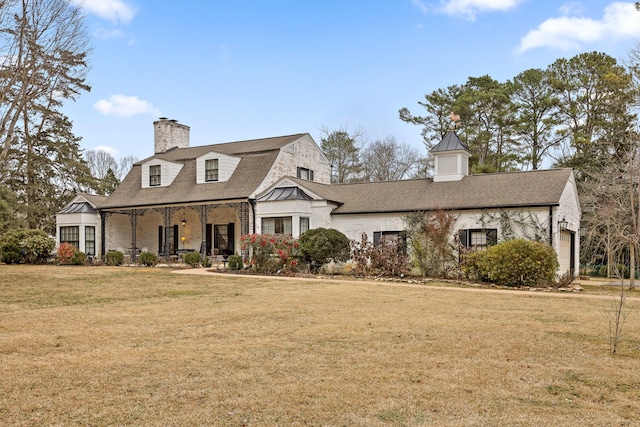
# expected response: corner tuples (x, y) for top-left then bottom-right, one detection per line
(0, 265), (639, 426)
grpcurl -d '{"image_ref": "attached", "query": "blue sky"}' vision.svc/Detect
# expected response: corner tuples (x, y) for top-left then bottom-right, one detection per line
(65, 0), (640, 162)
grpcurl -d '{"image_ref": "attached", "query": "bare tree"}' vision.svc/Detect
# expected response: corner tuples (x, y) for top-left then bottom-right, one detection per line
(0, 0), (90, 168)
(361, 136), (425, 181)
(85, 149), (117, 179)
(117, 155), (138, 180)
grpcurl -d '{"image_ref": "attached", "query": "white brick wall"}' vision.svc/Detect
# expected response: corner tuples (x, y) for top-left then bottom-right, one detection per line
(154, 119), (190, 153)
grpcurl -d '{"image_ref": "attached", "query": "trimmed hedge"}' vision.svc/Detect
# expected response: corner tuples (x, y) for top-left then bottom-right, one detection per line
(139, 251), (158, 266)
(105, 250), (124, 266)
(463, 239), (558, 287)
(228, 254), (243, 270)
(298, 228), (350, 270)
(183, 251), (201, 267)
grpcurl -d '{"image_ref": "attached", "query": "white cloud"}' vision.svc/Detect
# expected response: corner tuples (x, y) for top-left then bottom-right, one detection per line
(411, 0), (429, 14)
(518, 2), (640, 53)
(72, 0), (136, 24)
(94, 95), (159, 118)
(437, 0), (524, 20)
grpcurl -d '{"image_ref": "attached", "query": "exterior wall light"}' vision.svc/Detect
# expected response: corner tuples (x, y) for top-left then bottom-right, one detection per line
(558, 217), (568, 232)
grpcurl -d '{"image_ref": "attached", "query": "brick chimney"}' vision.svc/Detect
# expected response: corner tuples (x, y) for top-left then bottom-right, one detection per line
(154, 118), (190, 154)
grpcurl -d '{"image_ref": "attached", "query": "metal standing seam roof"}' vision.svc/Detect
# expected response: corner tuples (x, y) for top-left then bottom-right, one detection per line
(430, 131), (471, 153)
(257, 186), (313, 202)
(58, 202), (98, 214)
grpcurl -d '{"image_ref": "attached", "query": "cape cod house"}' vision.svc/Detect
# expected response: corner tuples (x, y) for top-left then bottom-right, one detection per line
(56, 119), (581, 276)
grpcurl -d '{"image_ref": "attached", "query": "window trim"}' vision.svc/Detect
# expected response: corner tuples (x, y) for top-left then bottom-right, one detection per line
(459, 228), (498, 251)
(205, 158), (219, 182)
(149, 164), (161, 187)
(296, 167), (314, 181)
(84, 226), (95, 256)
(262, 216), (293, 235)
(60, 226), (80, 249)
(299, 217), (310, 235)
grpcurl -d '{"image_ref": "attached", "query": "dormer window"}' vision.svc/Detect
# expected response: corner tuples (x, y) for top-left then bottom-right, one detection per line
(297, 167), (314, 181)
(205, 159), (219, 182)
(149, 165), (161, 186)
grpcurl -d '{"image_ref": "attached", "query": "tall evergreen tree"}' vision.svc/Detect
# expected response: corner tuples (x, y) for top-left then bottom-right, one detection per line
(319, 127), (364, 183)
(0, 0), (92, 231)
(509, 68), (562, 170)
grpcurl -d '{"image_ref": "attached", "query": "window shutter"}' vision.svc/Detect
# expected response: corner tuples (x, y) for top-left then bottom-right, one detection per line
(486, 229), (498, 247)
(373, 231), (381, 245)
(296, 167), (301, 178)
(227, 223), (235, 254)
(458, 229), (469, 247)
(173, 224), (179, 253)
(309, 170), (314, 181)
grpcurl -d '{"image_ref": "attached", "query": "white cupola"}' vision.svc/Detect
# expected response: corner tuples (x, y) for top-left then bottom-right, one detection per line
(430, 131), (472, 182)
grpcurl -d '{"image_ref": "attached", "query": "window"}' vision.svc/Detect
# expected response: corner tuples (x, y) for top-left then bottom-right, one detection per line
(85, 226), (95, 256)
(205, 158), (219, 182)
(214, 224), (228, 252)
(296, 167), (314, 181)
(149, 165), (161, 186)
(373, 230), (407, 252)
(373, 230), (403, 245)
(458, 229), (497, 251)
(300, 217), (309, 234)
(60, 226), (79, 249)
(262, 217), (292, 235)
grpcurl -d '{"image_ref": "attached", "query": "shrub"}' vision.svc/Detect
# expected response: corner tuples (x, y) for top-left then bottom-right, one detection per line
(183, 251), (201, 267)
(350, 233), (410, 277)
(0, 228), (55, 264)
(460, 250), (490, 283)
(462, 239), (558, 287)
(105, 250), (124, 266)
(228, 254), (243, 270)
(57, 242), (76, 264)
(298, 228), (350, 272)
(241, 234), (299, 273)
(72, 251), (87, 266)
(202, 255), (211, 268)
(139, 251), (158, 267)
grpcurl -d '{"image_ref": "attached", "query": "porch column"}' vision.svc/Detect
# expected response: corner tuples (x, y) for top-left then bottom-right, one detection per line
(100, 211), (108, 260)
(129, 209), (141, 263)
(198, 205), (213, 257)
(226, 201), (250, 258)
(163, 207), (173, 258)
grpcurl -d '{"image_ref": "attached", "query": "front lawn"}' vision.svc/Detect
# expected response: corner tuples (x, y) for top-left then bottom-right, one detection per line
(0, 265), (638, 426)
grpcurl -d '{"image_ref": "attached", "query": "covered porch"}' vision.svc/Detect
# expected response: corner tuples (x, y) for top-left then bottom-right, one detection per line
(101, 201), (252, 262)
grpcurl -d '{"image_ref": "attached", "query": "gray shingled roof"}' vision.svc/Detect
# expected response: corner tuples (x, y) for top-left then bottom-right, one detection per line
(98, 134), (307, 209)
(138, 133), (306, 164)
(430, 131), (471, 153)
(288, 169), (572, 214)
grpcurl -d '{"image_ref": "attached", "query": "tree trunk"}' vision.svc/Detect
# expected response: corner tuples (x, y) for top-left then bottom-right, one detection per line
(630, 243), (635, 291)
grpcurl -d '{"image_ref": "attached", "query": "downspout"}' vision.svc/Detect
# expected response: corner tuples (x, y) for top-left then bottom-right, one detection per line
(549, 206), (553, 246)
(100, 211), (106, 261)
(249, 198), (256, 234)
